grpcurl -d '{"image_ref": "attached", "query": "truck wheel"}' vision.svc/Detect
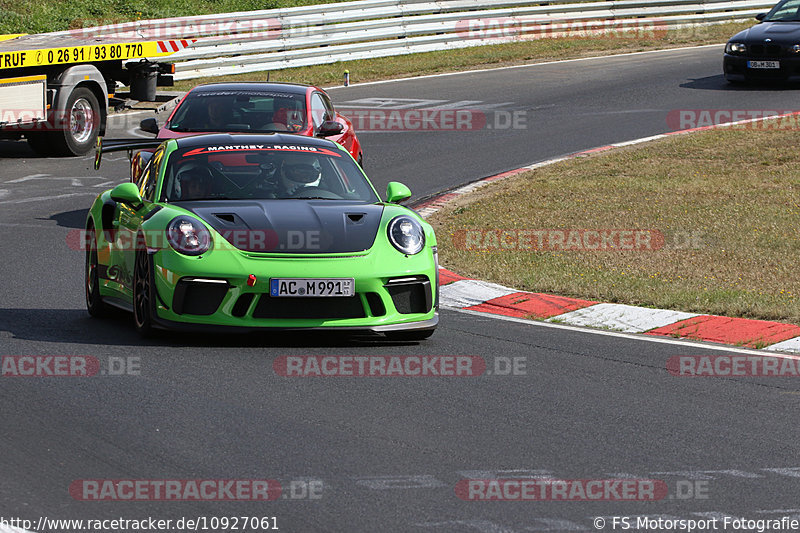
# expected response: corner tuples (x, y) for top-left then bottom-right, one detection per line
(52, 87), (101, 156)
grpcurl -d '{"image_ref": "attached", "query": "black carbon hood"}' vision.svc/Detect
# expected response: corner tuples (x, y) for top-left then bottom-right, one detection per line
(176, 200), (384, 253)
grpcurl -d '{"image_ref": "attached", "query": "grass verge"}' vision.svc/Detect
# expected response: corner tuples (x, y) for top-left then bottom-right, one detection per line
(428, 126), (800, 323)
(0, 0), (350, 35)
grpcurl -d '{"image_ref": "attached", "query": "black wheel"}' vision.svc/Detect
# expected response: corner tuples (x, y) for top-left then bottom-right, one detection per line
(133, 241), (156, 337)
(85, 224), (110, 318)
(385, 329), (435, 341)
(357, 153), (364, 168)
(52, 87), (101, 156)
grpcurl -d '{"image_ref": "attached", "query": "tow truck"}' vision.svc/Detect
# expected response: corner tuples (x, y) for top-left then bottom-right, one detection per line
(0, 32), (191, 156)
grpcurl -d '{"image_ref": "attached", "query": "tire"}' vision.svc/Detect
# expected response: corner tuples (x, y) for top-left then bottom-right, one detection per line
(385, 329), (435, 341)
(85, 224), (110, 318)
(357, 153), (364, 169)
(51, 87), (101, 156)
(133, 241), (157, 337)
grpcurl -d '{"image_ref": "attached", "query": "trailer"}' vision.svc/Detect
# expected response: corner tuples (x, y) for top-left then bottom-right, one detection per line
(0, 33), (190, 156)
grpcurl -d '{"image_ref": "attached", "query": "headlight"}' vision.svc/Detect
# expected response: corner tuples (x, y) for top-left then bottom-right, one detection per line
(793, 44), (800, 53)
(726, 42), (747, 54)
(388, 216), (425, 255)
(166, 216), (211, 256)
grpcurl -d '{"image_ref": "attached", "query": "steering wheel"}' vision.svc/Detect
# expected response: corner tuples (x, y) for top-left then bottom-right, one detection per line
(230, 163), (281, 199)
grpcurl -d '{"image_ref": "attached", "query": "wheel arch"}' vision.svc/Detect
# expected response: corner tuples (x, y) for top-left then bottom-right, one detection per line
(50, 65), (109, 136)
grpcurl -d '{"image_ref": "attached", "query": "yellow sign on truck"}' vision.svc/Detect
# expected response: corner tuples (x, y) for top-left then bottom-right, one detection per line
(0, 32), (188, 155)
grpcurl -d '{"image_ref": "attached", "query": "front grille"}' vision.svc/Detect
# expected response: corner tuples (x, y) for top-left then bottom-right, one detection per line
(365, 292), (386, 317)
(253, 295), (366, 319)
(173, 279), (228, 315)
(385, 276), (432, 314)
(232, 293), (255, 317)
(749, 43), (782, 57)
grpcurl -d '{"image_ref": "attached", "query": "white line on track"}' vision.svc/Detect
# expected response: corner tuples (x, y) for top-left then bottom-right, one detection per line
(4, 173), (50, 184)
(7, 176), (106, 184)
(445, 306), (800, 359)
(0, 222), (55, 228)
(0, 192), (97, 205)
(324, 44), (723, 90)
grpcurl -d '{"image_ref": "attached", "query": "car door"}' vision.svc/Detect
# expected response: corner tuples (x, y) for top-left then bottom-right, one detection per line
(112, 146), (165, 299)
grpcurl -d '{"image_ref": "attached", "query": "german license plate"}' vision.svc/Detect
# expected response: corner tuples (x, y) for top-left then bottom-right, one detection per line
(270, 278), (354, 297)
(748, 60), (780, 69)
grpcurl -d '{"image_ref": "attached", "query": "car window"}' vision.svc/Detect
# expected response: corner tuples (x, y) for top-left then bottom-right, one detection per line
(766, 0), (800, 21)
(138, 147), (163, 202)
(162, 144), (378, 203)
(320, 92), (335, 120)
(167, 90), (307, 133)
(310, 93), (327, 128)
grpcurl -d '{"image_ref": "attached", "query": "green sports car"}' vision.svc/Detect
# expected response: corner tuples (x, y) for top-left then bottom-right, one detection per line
(85, 133), (438, 339)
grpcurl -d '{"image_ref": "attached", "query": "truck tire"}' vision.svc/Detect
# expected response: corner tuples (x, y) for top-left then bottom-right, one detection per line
(51, 87), (101, 156)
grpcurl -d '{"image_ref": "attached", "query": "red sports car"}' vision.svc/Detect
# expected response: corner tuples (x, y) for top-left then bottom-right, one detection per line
(139, 82), (363, 165)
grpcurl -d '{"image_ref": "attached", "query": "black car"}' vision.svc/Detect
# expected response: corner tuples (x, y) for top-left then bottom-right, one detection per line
(724, 0), (800, 82)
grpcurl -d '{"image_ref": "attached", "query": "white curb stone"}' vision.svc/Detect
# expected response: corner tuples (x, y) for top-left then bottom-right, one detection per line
(763, 336), (800, 354)
(546, 303), (700, 333)
(440, 279), (517, 309)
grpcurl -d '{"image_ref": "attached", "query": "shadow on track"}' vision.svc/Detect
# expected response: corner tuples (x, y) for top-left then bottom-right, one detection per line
(44, 209), (88, 229)
(0, 139), (36, 159)
(681, 75), (800, 91)
(0, 308), (422, 348)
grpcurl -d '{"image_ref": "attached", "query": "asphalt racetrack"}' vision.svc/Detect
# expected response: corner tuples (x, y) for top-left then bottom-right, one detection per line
(2, 45), (800, 532)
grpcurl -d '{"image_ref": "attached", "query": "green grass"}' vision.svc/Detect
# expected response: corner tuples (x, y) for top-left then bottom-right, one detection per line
(429, 127), (800, 324)
(0, 0), (352, 34)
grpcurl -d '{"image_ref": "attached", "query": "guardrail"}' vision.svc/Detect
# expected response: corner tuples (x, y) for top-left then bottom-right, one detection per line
(63, 0), (773, 80)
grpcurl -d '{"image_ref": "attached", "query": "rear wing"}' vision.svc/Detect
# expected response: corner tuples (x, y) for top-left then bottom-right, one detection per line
(94, 137), (163, 170)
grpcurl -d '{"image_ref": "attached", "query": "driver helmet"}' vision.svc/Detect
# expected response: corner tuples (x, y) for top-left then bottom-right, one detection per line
(175, 161), (213, 200)
(279, 154), (321, 196)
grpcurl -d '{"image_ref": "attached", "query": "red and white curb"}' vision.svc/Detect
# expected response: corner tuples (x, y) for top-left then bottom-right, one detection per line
(436, 269), (800, 352)
(414, 113), (800, 353)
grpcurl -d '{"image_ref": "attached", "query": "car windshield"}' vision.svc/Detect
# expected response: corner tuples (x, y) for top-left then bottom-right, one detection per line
(162, 143), (379, 203)
(167, 90), (307, 133)
(764, 0), (800, 21)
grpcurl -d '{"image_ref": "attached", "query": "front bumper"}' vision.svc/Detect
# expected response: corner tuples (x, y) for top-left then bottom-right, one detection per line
(724, 54), (800, 81)
(148, 245), (439, 332)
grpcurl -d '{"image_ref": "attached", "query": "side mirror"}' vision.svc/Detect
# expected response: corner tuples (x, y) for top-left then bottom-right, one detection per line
(139, 117), (159, 135)
(386, 181), (412, 203)
(110, 182), (143, 206)
(317, 120), (344, 137)
(756, 12), (766, 20)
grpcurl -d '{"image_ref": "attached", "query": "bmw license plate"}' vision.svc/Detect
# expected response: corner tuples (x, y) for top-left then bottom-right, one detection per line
(270, 278), (354, 297)
(748, 60), (780, 69)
